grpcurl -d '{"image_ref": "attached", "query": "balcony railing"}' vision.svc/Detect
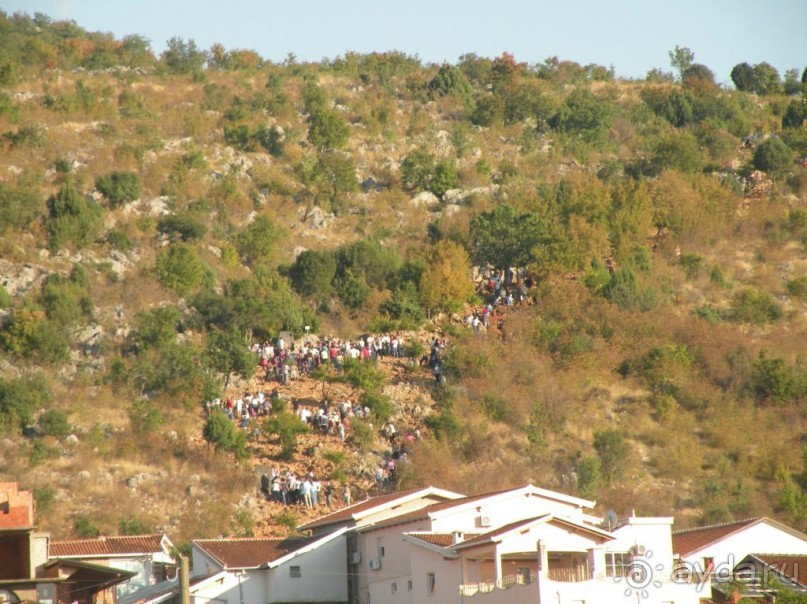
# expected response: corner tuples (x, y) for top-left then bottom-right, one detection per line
(547, 566), (593, 583)
(459, 572), (537, 597)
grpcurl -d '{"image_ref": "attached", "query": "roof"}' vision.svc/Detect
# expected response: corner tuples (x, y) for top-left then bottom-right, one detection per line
(361, 484), (593, 533)
(193, 536), (321, 569)
(405, 532), (482, 548)
(455, 515), (614, 550)
(50, 534), (170, 558)
(747, 554), (807, 588)
(671, 517), (807, 557)
(298, 486), (463, 531)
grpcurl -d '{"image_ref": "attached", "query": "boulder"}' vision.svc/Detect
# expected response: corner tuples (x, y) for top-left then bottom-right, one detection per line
(409, 191), (439, 208)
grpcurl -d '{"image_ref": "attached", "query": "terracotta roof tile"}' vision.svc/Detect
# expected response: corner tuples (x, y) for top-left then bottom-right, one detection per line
(406, 532), (481, 547)
(672, 518), (761, 557)
(194, 537), (320, 569)
(752, 554), (807, 587)
(50, 534), (167, 557)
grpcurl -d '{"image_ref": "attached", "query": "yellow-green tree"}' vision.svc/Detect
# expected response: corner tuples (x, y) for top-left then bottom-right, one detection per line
(419, 241), (474, 315)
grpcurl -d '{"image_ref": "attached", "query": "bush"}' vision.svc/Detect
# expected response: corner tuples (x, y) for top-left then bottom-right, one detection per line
(263, 413), (309, 460)
(157, 214), (207, 242)
(753, 137), (792, 175)
(576, 456), (601, 499)
(593, 429), (631, 483)
(73, 515), (101, 538)
(750, 352), (803, 406)
(45, 179), (103, 250)
(289, 250), (336, 300)
(602, 267), (657, 311)
(307, 109), (349, 150)
(155, 244), (212, 295)
(0, 306), (70, 364)
(95, 171), (141, 207)
(0, 181), (41, 234)
(128, 398), (165, 436)
(38, 409), (70, 438)
(0, 375), (51, 435)
(427, 64), (473, 103)
(203, 411), (249, 460)
(235, 216), (280, 266)
(787, 277), (807, 300)
(730, 287), (782, 324)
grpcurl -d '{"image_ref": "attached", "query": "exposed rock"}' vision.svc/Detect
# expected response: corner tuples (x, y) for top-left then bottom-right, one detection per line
(126, 473), (152, 489)
(409, 191), (439, 208)
(78, 470), (91, 479)
(65, 434), (80, 446)
(299, 206), (335, 229)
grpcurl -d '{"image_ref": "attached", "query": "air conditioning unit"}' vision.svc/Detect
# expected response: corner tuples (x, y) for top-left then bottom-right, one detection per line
(478, 515), (492, 528)
(631, 544), (647, 556)
(351, 551), (362, 565)
(368, 558), (382, 570)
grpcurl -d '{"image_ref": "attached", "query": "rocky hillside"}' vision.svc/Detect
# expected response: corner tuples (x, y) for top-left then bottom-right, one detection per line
(1, 12), (807, 546)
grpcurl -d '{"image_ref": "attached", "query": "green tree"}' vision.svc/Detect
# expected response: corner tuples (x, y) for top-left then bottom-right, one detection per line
(263, 412), (309, 460)
(307, 108), (349, 150)
(593, 429), (631, 483)
(730, 62), (755, 91)
(95, 171), (141, 207)
(549, 90), (613, 141)
(427, 64), (473, 104)
(155, 244), (211, 295)
(783, 99), (807, 129)
(753, 137), (792, 175)
(205, 327), (256, 388)
(161, 37), (205, 74)
(235, 215), (280, 266)
(203, 410), (249, 460)
(470, 204), (549, 270)
(0, 375), (51, 435)
(289, 250), (337, 301)
(45, 179), (103, 250)
(668, 45), (695, 80)
(752, 62), (781, 94)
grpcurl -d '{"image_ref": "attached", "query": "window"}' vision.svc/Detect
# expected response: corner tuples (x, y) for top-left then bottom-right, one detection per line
(407, 580), (412, 591)
(427, 572), (436, 595)
(606, 552), (631, 578)
(377, 537), (385, 558)
(391, 582), (397, 594)
(290, 565), (301, 578)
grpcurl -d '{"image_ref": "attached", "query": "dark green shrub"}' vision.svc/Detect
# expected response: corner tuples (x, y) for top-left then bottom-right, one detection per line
(204, 410), (249, 460)
(750, 352), (803, 406)
(428, 64), (474, 103)
(730, 287), (782, 324)
(787, 277), (807, 300)
(0, 306), (70, 364)
(0, 181), (41, 234)
(0, 375), (51, 435)
(118, 516), (152, 535)
(307, 109), (349, 150)
(361, 391), (394, 422)
(576, 457), (602, 499)
(593, 429), (631, 482)
(38, 409), (70, 438)
(33, 486), (56, 516)
(602, 267), (657, 311)
(157, 214), (207, 242)
(45, 179), (103, 250)
(753, 137), (792, 175)
(263, 413), (309, 460)
(128, 398), (165, 436)
(289, 250), (337, 300)
(95, 171), (141, 207)
(155, 244), (212, 294)
(73, 515), (101, 538)
(235, 216), (280, 266)
(104, 228), (134, 250)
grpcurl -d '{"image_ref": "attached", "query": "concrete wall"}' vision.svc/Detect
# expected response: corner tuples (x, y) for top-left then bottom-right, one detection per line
(266, 534), (348, 603)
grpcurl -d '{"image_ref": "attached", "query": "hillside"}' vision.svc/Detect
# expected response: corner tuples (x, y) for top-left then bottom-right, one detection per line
(1, 12), (807, 548)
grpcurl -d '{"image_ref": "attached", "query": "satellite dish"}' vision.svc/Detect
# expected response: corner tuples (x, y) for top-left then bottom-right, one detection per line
(604, 509), (618, 530)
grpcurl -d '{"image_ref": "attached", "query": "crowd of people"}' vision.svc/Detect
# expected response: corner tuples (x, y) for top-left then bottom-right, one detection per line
(260, 468), (351, 509)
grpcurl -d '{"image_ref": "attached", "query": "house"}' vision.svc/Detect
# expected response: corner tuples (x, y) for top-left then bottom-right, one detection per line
(188, 527), (350, 603)
(49, 534), (176, 599)
(672, 517), (807, 576)
(304, 483), (707, 604)
(0, 482), (134, 604)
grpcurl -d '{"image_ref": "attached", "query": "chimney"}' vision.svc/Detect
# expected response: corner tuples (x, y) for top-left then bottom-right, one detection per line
(452, 531), (464, 545)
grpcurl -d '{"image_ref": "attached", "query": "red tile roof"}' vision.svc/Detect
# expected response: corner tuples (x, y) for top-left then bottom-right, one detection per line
(672, 518), (761, 557)
(50, 534), (168, 558)
(752, 554), (807, 587)
(405, 532), (482, 547)
(194, 537), (321, 569)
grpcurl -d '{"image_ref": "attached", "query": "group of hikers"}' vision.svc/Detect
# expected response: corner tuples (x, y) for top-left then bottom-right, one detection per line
(260, 468), (351, 509)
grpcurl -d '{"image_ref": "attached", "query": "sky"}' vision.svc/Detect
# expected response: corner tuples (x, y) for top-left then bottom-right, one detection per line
(2, 0), (805, 83)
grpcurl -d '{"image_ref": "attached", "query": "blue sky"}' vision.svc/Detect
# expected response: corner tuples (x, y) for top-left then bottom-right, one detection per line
(3, 0), (805, 83)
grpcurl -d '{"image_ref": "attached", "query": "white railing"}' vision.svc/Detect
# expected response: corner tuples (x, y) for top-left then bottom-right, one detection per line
(459, 572), (538, 597)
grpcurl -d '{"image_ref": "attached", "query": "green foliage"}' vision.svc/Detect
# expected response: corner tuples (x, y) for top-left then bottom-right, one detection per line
(593, 429), (631, 483)
(74, 515), (101, 538)
(45, 179), (103, 250)
(235, 215), (280, 267)
(470, 204), (549, 270)
(0, 180), (41, 234)
(289, 250), (337, 300)
(787, 277), (807, 299)
(33, 486), (56, 517)
(0, 286), (10, 309)
(750, 352), (804, 406)
(400, 149), (458, 197)
(361, 391), (394, 422)
(0, 375), (51, 435)
(783, 99), (807, 129)
(307, 108), (350, 150)
(602, 267), (657, 311)
(668, 46), (695, 79)
(378, 282), (423, 329)
(157, 214), (207, 242)
(0, 306), (70, 364)
(753, 137), (792, 175)
(155, 244), (212, 295)
(38, 409), (70, 438)
(161, 37), (205, 74)
(263, 412), (309, 460)
(95, 171), (141, 207)
(348, 419), (376, 452)
(730, 287), (782, 324)
(118, 515), (152, 535)
(204, 411), (249, 460)
(205, 327), (256, 387)
(127, 307), (182, 353)
(427, 64), (473, 104)
(576, 457), (602, 499)
(38, 267), (92, 327)
(550, 90), (613, 140)
(128, 398), (166, 436)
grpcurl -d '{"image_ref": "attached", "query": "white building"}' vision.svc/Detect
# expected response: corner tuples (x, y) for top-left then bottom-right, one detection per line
(304, 484), (707, 604)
